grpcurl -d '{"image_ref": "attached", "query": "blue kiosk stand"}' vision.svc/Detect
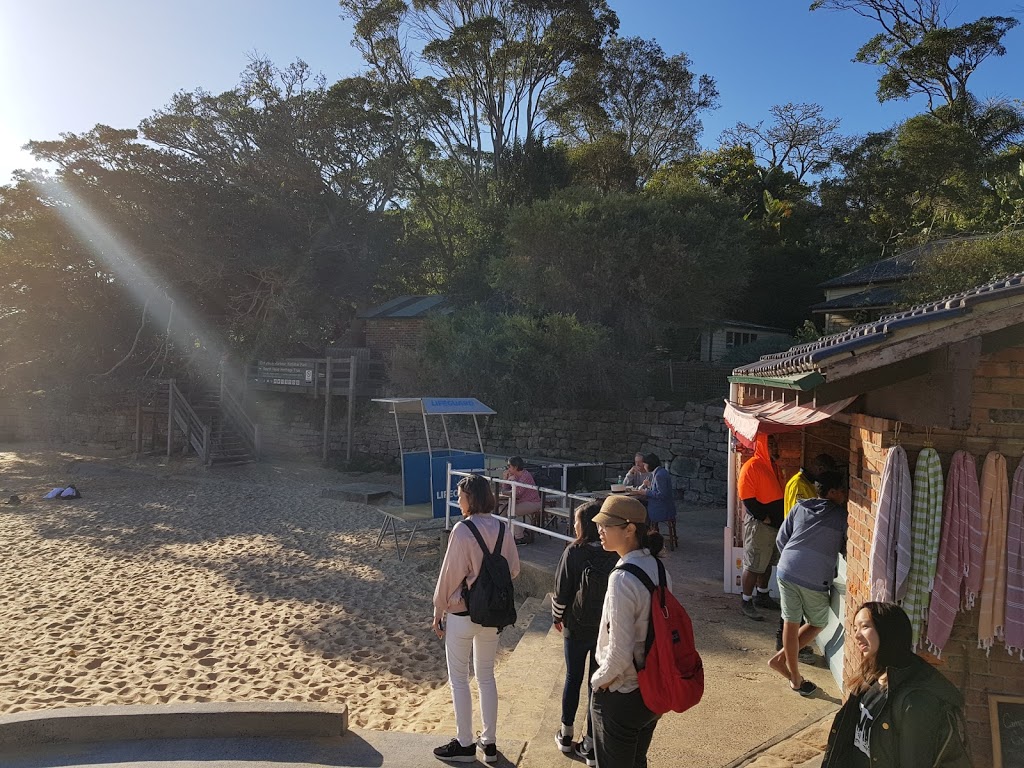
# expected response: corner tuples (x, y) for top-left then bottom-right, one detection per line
(371, 397), (496, 559)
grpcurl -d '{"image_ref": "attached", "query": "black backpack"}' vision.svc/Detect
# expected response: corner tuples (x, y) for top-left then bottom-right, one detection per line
(570, 549), (615, 631)
(460, 520), (517, 632)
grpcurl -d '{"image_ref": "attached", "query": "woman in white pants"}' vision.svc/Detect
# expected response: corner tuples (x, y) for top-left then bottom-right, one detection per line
(432, 473), (521, 763)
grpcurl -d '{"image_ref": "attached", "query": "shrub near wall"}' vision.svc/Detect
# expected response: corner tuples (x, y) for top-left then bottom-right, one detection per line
(351, 398), (729, 505)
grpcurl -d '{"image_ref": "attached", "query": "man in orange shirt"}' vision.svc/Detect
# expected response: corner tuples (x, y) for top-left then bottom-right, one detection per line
(738, 433), (784, 621)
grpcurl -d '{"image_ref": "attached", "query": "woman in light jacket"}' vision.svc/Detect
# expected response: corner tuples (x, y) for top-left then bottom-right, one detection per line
(432, 474), (521, 763)
(590, 495), (668, 768)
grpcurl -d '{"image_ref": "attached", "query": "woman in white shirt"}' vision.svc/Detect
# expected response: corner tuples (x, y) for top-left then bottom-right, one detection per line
(590, 495), (668, 768)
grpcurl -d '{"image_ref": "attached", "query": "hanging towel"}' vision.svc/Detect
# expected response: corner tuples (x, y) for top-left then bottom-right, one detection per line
(1005, 457), (1024, 659)
(869, 445), (913, 602)
(978, 453), (1009, 652)
(903, 447), (944, 650)
(926, 450), (980, 655)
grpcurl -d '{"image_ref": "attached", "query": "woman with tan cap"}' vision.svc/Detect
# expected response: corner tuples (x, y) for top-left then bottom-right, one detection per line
(589, 495), (667, 768)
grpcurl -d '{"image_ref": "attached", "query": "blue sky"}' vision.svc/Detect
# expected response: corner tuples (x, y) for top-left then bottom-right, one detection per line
(1, 0), (1021, 183)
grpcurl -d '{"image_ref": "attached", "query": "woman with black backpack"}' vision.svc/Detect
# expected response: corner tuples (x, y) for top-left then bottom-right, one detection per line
(432, 474), (521, 763)
(552, 500), (619, 767)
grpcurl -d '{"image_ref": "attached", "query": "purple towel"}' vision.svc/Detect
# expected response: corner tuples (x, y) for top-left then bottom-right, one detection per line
(1005, 457), (1024, 658)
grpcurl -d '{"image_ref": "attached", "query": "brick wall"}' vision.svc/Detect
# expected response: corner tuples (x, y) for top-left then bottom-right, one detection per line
(364, 318), (428, 359)
(840, 346), (1024, 765)
(0, 388), (138, 450)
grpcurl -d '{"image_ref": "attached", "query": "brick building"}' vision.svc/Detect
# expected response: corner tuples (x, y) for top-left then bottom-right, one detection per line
(358, 295), (451, 359)
(726, 272), (1024, 764)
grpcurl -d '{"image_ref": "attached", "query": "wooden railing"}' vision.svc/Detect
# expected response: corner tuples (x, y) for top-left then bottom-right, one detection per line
(220, 383), (261, 460)
(168, 379), (210, 463)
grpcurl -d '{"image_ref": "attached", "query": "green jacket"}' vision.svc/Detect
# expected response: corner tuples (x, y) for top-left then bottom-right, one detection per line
(822, 655), (971, 768)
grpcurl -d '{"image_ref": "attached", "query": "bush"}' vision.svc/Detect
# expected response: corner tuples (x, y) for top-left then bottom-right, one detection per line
(388, 307), (646, 416)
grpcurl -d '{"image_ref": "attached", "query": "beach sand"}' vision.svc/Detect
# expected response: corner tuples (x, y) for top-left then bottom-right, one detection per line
(0, 447), (457, 733)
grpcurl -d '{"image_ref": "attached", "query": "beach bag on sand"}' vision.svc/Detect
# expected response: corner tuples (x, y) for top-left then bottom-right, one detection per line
(461, 520), (517, 632)
(617, 560), (704, 715)
(571, 549), (615, 631)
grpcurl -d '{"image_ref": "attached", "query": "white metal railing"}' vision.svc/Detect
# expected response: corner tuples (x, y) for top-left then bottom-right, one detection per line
(445, 466), (598, 544)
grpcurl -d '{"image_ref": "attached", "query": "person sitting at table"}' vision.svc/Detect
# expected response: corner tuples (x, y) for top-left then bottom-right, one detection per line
(502, 456), (543, 546)
(633, 453), (675, 528)
(622, 452), (652, 489)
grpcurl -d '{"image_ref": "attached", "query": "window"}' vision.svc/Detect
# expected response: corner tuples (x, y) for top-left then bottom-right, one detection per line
(725, 331), (757, 348)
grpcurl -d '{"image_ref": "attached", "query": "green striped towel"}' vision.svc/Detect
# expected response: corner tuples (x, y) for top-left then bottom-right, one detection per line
(903, 447), (944, 649)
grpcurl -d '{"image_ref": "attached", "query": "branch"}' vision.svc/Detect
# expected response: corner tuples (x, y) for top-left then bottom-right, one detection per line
(92, 296), (150, 378)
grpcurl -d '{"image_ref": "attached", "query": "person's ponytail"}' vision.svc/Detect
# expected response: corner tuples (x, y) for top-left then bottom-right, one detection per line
(638, 525), (664, 557)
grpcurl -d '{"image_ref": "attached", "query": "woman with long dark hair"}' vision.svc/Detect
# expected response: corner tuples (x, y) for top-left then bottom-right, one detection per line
(822, 602), (971, 767)
(589, 495), (667, 768)
(432, 474), (521, 763)
(551, 500), (619, 766)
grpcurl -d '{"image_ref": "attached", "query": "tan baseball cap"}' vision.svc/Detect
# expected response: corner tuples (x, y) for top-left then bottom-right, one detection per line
(593, 495), (647, 526)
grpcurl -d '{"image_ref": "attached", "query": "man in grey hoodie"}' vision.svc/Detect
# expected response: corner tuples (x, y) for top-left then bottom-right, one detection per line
(768, 470), (848, 696)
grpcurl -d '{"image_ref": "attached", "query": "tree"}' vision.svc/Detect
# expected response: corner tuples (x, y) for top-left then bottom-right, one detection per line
(900, 231), (1024, 305)
(494, 186), (750, 351)
(338, 0), (617, 195)
(719, 102), (845, 183)
(545, 36), (718, 183)
(810, 0), (1019, 117)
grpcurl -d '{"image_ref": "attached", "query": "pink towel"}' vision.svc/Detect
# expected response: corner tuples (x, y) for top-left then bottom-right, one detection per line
(869, 445), (913, 602)
(978, 452), (1009, 652)
(1005, 457), (1024, 658)
(926, 450), (980, 655)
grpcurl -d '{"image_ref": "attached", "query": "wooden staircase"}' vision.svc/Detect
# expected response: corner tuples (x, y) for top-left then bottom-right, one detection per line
(141, 377), (261, 466)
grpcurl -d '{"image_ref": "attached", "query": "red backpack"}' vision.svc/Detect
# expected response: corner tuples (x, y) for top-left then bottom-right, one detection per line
(617, 560), (704, 715)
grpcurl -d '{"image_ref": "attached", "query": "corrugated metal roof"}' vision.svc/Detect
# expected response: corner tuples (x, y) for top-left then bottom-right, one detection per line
(359, 295), (451, 319)
(734, 272), (1024, 378)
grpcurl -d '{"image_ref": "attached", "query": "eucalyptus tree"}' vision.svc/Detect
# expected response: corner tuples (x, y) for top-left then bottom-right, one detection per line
(338, 0), (617, 197)
(544, 35), (719, 184)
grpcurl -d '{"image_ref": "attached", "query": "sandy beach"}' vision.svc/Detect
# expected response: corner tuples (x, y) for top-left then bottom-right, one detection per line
(0, 446), (461, 733)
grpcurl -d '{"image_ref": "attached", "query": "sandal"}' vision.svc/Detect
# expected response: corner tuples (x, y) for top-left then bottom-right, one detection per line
(792, 680), (817, 697)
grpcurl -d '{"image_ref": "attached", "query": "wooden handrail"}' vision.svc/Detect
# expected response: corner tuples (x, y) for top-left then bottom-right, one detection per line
(169, 380), (210, 463)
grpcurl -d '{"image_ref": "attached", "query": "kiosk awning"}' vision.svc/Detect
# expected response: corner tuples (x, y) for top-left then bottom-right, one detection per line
(724, 396), (856, 449)
(372, 397), (496, 416)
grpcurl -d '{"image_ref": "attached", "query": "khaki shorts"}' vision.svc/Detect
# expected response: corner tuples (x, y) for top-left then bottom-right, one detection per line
(778, 578), (831, 628)
(742, 514), (779, 575)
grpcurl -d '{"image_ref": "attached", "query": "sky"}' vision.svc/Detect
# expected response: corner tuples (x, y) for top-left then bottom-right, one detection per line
(1, 0), (1023, 184)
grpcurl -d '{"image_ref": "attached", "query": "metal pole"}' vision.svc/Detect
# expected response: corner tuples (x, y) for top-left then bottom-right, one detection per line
(135, 399), (142, 456)
(422, 410), (432, 455)
(441, 414), (452, 450)
(725, 381), (738, 594)
(472, 415), (484, 454)
(322, 357), (333, 465)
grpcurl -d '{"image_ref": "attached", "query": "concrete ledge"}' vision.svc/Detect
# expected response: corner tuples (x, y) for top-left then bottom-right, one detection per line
(0, 701), (347, 748)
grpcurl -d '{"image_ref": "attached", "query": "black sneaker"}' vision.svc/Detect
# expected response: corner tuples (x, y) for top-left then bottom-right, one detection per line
(433, 738), (476, 762)
(799, 646), (816, 663)
(555, 725), (573, 753)
(753, 593), (780, 610)
(478, 738), (497, 764)
(573, 740), (596, 767)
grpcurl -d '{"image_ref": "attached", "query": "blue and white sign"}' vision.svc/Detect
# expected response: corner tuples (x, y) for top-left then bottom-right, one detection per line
(422, 398), (496, 415)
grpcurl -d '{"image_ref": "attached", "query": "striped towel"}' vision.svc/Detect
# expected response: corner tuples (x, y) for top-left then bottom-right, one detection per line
(978, 453), (1009, 652)
(926, 450), (980, 656)
(965, 452), (986, 610)
(902, 447), (944, 650)
(869, 445), (913, 602)
(1005, 456), (1024, 659)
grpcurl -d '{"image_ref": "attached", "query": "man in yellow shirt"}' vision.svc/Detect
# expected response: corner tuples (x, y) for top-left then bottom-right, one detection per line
(784, 454), (838, 518)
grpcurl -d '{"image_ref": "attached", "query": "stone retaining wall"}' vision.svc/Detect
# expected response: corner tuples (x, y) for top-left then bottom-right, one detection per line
(0, 389), (729, 505)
